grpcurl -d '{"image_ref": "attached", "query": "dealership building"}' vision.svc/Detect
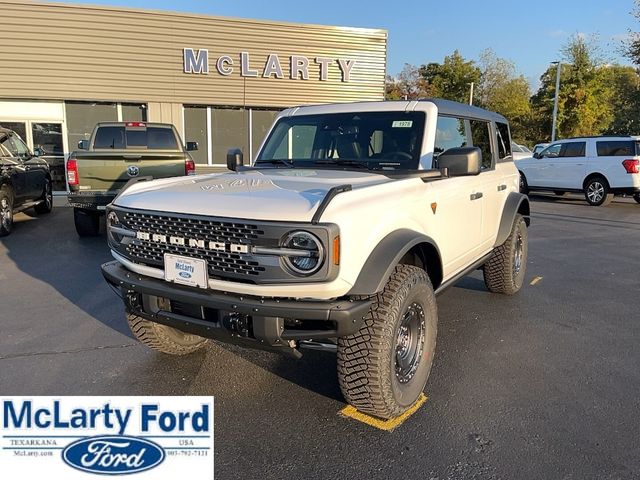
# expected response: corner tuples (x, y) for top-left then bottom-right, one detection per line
(0, 1), (387, 192)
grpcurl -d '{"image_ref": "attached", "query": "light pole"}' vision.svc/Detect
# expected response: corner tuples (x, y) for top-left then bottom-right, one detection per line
(551, 61), (561, 142)
(468, 82), (474, 105)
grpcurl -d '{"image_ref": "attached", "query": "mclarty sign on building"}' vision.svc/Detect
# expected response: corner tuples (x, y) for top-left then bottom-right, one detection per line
(184, 49), (358, 82)
(0, 2), (387, 107)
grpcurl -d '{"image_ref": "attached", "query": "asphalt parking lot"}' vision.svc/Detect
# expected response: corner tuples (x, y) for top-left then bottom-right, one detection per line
(1, 194), (639, 480)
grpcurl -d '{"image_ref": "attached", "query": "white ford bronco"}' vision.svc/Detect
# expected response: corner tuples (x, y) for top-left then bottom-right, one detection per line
(102, 99), (530, 419)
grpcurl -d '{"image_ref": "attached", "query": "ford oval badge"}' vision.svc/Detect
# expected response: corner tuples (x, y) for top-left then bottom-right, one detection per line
(178, 271), (192, 279)
(62, 435), (165, 475)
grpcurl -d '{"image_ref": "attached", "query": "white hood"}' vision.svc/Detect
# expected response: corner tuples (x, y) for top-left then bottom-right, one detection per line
(113, 169), (395, 221)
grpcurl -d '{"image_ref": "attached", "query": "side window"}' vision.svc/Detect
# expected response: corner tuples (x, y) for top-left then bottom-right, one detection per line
(469, 119), (493, 170)
(559, 142), (586, 157)
(496, 122), (512, 160)
(5, 135), (30, 158)
(434, 116), (467, 160)
(596, 141), (635, 157)
(540, 143), (561, 158)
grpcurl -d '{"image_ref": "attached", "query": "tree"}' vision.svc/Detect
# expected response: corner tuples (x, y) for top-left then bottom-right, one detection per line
(476, 49), (531, 143)
(600, 65), (640, 134)
(419, 50), (481, 103)
(385, 64), (431, 100)
(625, 0), (640, 66)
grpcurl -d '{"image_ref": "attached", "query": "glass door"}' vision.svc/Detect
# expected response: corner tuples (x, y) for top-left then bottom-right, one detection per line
(31, 122), (65, 191)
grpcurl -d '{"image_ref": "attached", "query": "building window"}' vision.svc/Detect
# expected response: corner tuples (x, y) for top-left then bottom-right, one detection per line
(121, 103), (147, 122)
(184, 106), (209, 165)
(0, 122), (27, 143)
(32, 122), (65, 191)
(65, 101), (118, 151)
(211, 108), (249, 164)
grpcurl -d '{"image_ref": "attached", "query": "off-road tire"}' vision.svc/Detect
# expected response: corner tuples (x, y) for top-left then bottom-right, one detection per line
(34, 179), (53, 214)
(127, 314), (208, 355)
(74, 208), (100, 236)
(337, 264), (438, 419)
(584, 176), (614, 206)
(484, 214), (528, 295)
(0, 186), (14, 237)
(519, 172), (529, 195)
(633, 193), (640, 204)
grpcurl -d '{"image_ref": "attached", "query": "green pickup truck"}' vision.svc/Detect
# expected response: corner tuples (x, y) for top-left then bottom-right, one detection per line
(67, 122), (197, 236)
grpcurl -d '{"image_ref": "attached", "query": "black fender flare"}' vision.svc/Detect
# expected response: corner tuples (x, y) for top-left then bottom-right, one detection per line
(494, 192), (530, 247)
(348, 229), (442, 296)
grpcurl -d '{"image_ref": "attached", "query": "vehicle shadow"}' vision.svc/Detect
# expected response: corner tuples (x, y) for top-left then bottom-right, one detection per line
(3, 207), (133, 339)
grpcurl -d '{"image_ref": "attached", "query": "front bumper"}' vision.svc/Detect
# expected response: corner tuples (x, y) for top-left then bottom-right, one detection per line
(101, 260), (371, 356)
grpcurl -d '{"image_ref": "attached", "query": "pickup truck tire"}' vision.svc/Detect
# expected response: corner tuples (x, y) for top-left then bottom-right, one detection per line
(127, 314), (208, 355)
(483, 214), (528, 295)
(337, 264), (437, 419)
(74, 208), (100, 237)
(0, 186), (14, 237)
(633, 193), (640, 204)
(34, 179), (53, 214)
(584, 176), (614, 206)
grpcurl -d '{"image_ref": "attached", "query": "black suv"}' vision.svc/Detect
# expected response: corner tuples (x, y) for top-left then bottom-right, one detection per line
(0, 127), (53, 236)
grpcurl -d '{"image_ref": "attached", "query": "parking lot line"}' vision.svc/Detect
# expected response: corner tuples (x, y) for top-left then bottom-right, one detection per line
(530, 276), (543, 286)
(339, 394), (428, 431)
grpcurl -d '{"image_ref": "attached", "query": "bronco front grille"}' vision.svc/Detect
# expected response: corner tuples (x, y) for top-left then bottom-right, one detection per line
(122, 212), (265, 243)
(121, 211), (268, 280)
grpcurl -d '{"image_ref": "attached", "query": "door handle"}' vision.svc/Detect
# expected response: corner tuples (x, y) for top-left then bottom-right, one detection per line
(497, 184), (507, 191)
(470, 192), (483, 201)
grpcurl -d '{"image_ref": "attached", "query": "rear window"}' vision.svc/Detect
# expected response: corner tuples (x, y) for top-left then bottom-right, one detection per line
(596, 140), (637, 157)
(93, 126), (178, 150)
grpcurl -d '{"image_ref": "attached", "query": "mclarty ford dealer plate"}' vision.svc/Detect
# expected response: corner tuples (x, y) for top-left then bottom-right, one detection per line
(1, 397), (214, 479)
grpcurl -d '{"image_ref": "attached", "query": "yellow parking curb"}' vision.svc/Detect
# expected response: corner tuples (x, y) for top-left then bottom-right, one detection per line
(339, 393), (428, 431)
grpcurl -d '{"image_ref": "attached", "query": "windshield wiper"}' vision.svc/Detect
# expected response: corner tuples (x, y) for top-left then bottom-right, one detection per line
(255, 159), (294, 168)
(314, 159), (371, 169)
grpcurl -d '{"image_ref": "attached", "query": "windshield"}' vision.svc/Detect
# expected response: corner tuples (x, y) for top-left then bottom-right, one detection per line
(256, 112), (426, 170)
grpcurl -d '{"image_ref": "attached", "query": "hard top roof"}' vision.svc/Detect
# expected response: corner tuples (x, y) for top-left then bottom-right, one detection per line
(286, 99), (509, 124)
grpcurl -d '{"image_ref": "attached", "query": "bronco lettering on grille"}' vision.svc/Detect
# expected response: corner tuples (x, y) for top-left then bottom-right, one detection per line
(136, 231), (250, 254)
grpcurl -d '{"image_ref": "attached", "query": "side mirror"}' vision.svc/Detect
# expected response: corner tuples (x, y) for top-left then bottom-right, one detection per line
(78, 139), (89, 150)
(186, 141), (198, 152)
(438, 147), (482, 176)
(33, 147), (45, 157)
(533, 152), (541, 159)
(226, 148), (244, 171)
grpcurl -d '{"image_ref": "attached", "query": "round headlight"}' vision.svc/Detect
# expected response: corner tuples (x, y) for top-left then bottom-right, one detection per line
(282, 231), (324, 275)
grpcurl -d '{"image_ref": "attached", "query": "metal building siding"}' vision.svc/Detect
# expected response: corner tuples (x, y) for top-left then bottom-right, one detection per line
(0, 1), (387, 106)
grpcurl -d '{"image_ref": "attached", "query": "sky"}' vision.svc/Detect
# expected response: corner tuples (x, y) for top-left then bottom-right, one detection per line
(54, 0), (637, 88)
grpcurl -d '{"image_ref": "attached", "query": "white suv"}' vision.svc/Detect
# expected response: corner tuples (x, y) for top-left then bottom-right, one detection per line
(516, 136), (640, 206)
(101, 99), (531, 419)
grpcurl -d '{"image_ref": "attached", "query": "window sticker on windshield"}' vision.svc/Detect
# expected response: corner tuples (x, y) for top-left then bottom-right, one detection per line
(392, 120), (413, 128)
